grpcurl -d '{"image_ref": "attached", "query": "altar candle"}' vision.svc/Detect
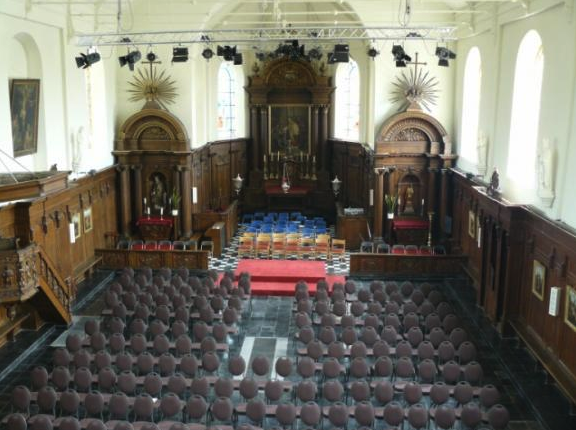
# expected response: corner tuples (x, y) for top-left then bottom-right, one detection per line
(312, 155), (316, 163)
(422, 198), (425, 206)
(143, 197), (147, 205)
(160, 207), (164, 216)
(277, 151), (280, 160)
(146, 207), (150, 215)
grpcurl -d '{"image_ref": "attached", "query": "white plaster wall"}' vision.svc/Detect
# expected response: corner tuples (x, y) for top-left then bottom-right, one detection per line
(453, 0), (576, 227)
(0, 4), (116, 174)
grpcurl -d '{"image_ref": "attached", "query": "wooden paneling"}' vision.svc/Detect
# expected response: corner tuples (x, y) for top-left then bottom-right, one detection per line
(191, 139), (248, 213)
(450, 169), (576, 405)
(350, 253), (466, 277)
(330, 139), (373, 210)
(96, 248), (208, 270)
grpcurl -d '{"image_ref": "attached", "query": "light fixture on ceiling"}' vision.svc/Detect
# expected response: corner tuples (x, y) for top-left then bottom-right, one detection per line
(233, 52), (243, 65)
(118, 49), (141, 71)
(328, 44), (349, 64)
(146, 51), (158, 62)
(392, 44), (411, 67)
(172, 47), (189, 63)
(217, 45), (237, 61)
(75, 51), (101, 69)
(201, 47), (214, 61)
(435, 46), (456, 67)
(367, 46), (380, 60)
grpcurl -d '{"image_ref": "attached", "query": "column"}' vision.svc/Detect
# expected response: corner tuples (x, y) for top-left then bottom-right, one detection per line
(117, 165), (131, 237)
(440, 169), (449, 238)
(180, 166), (192, 238)
(260, 107), (268, 160)
(311, 105), (319, 158)
(250, 106), (260, 170)
(320, 105), (329, 171)
(373, 168), (385, 238)
(132, 165), (143, 220)
(427, 168), (438, 214)
(173, 168), (181, 238)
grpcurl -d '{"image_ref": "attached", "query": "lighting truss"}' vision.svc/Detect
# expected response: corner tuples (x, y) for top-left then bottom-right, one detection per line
(76, 25), (457, 47)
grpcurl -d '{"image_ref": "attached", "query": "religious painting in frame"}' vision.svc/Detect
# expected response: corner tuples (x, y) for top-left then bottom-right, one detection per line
(564, 285), (576, 333)
(268, 105), (311, 157)
(9, 79), (40, 157)
(532, 260), (546, 301)
(83, 207), (93, 233)
(468, 210), (476, 239)
(72, 213), (82, 240)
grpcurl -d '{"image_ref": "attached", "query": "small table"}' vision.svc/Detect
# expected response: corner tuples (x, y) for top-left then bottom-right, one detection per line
(137, 216), (174, 241)
(392, 219), (429, 245)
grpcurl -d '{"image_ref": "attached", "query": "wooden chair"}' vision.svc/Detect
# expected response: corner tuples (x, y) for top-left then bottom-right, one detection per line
(285, 234), (301, 259)
(330, 239), (346, 261)
(315, 235), (331, 260)
(271, 233), (286, 259)
(255, 235), (271, 259)
(238, 236), (255, 258)
(298, 236), (316, 259)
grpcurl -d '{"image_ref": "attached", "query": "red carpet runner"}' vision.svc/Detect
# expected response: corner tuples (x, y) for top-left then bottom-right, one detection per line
(234, 260), (346, 296)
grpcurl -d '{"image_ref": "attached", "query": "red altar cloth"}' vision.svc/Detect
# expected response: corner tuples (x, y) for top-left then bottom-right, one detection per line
(136, 216), (174, 227)
(392, 219), (429, 230)
(265, 185), (309, 195)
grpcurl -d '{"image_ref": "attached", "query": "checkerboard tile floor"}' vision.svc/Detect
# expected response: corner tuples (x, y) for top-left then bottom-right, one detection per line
(208, 225), (350, 274)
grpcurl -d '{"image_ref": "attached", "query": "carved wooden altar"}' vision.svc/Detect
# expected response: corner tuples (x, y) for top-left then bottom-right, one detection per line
(373, 109), (457, 244)
(244, 58), (336, 216)
(114, 105), (192, 238)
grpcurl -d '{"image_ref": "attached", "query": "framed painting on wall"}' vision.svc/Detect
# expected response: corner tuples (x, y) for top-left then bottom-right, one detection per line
(9, 79), (40, 157)
(268, 105), (311, 157)
(564, 285), (576, 333)
(72, 213), (82, 240)
(468, 210), (476, 239)
(83, 207), (93, 233)
(532, 260), (546, 301)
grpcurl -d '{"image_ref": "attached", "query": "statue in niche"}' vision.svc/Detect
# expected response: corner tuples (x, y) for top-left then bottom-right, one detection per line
(537, 137), (555, 207)
(477, 131), (488, 176)
(487, 168), (500, 197)
(403, 184), (415, 214)
(149, 173), (167, 212)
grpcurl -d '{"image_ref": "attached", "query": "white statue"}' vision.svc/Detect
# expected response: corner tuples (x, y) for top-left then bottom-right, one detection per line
(537, 137), (555, 207)
(476, 131), (488, 176)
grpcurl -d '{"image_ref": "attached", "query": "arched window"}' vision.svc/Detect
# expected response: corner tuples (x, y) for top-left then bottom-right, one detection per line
(217, 62), (237, 140)
(507, 30), (544, 188)
(460, 47), (482, 164)
(334, 59), (360, 141)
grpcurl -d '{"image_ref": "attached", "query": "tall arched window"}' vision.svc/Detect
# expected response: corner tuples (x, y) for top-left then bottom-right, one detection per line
(460, 47), (482, 164)
(507, 30), (544, 188)
(334, 59), (360, 141)
(217, 62), (237, 140)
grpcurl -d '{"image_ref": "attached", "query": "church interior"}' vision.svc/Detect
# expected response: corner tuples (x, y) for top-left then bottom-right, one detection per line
(1, 0), (576, 429)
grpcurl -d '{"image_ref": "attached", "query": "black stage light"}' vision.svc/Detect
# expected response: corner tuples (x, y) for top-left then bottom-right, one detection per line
(328, 44), (349, 63)
(119, 50), (141, 71)
(146, 52), (157, 62)
(367, 47), (379, 60)
(233, 53), (243, 65)
(392, 44), (411, 67)
(201, 48), (214, 61)
(435, 46), (456, 67)
(172, 47), (189, 62)
(75, 52), (101, 69)
(217, 45), (237, 62)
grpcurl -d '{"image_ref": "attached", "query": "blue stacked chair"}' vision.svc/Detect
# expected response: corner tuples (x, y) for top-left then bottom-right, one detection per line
(315, 226), (327, 235)
(302, 227), (315, 238)
(261, 224), (274, 234)
(254, 212), (265, 221)
(241, 214), (254, 225)
(290, 212), (302, 221)
(278, 212), (289, 221)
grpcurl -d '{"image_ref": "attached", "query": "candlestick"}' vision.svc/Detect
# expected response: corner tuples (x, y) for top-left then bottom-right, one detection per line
(143, 197), (147, 205)
(146, 206), (150, 220)
(160, 207), (164, 220)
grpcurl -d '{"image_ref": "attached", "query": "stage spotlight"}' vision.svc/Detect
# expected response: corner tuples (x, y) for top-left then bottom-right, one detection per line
(146, 52), (157, 62)
(75, 52), (101, 69)
(119, 50), (141, 71)
(435, 46), (456, 67)
(201, 48), (214, 61)
(328, 44), (349, 64)
(367, 47), (379, 60)
(172, 47), (189, 62)
(392, 44), (411, 67)
(233, 53), (243, 65)
(217, 45), (237, 62)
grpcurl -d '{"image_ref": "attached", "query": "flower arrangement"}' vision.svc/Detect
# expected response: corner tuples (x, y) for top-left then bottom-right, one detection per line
(385, 194), (397, 214)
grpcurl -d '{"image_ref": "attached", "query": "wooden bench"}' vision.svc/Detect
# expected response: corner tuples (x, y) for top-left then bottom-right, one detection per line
(73, 255), (103, 284)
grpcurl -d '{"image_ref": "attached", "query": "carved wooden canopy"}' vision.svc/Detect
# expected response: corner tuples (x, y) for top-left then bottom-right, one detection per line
(375, 110), (450, 156)
(246, 57), (334, 105)
(115, 107), (190, 152)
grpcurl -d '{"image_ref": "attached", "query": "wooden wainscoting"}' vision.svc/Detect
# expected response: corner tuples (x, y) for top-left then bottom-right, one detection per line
(350, 253), (467, 278)
(96, 249), (209, 270)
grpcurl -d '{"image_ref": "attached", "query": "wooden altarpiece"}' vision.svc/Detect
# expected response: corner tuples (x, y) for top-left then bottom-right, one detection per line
(114, 105), (193, 239)
(373, 108), (457, 244)
(244, 58), (336, 215)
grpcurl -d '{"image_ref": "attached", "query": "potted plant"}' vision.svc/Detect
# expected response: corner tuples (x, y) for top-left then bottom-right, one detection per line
(385, 194), (397, 219)
(171, 189), (181, 216)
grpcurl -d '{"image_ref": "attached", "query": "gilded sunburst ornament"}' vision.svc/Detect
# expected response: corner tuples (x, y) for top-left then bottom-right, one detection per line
(391, 67), (439, 112)
(127, 66), (177, 110)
